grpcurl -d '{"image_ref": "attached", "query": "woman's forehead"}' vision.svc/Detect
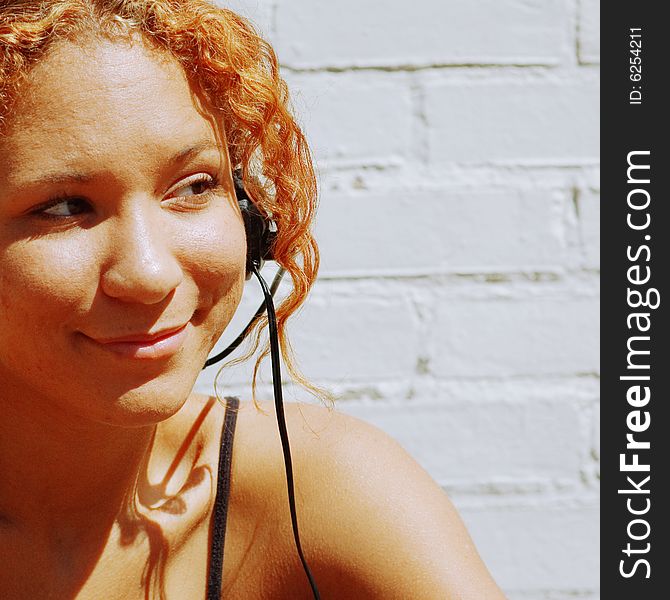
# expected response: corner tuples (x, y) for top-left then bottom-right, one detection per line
(1, 37), (224, 176)
(10, 37), (194, 121)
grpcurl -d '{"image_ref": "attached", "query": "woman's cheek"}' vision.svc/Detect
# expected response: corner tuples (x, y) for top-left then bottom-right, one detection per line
(0, 242), (92, 381)
(181, 212), (246, 292)
(0, 240), (94, 320)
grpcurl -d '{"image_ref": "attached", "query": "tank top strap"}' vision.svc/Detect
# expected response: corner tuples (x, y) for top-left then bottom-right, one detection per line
(206, 395), (240, 600)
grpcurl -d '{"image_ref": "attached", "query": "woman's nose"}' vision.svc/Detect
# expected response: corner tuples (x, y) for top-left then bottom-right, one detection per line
(100, 209), (184, 305)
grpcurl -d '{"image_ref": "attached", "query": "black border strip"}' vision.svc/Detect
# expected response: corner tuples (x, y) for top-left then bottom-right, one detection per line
(602, 4), (669, 597)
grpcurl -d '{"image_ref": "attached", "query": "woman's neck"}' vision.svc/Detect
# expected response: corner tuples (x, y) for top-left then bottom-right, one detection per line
(0, 383), (157, 552)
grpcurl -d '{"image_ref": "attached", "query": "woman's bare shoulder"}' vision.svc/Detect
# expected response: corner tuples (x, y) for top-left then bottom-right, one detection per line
(228, 399), (507, 599)
(224, 399), (344, 500)
(228, 398), (389, 501)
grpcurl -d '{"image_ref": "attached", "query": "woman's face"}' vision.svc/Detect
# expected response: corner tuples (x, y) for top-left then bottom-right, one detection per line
(0, 37), (246, 426)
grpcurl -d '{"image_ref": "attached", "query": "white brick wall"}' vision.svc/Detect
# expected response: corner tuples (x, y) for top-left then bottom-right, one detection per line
(284, 72), (414, 166)
(430, 292), (599, 377)
(579, 0), (600, 64)
(273, 0), (570, 68)
(201, 1), (600, 597)
(425, 71), (599, 165)
(314, 187), (575, 275)
(578, 186), (601, 270)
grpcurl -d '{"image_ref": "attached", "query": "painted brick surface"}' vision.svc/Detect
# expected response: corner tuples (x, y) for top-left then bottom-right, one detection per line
(579, 0), (601, 64)
(315, 187), (574, 276)
(578, 187), (601, 270)
(457, 501), (599, 592)
(425, 72), (600, 165)
(430, 293), (599, 377)
(341, 397), (584, 487)
(274, 0), (568, 69)
(283, 72), (413, 166)
(212, 0), (274, 36)
(285, 288), (422, 381)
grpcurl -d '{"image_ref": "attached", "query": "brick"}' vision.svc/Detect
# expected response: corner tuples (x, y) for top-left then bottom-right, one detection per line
(578, 0), (600, 64)
(430, 294), (600, 377)
(314, 187), (571, 277)
(425, 73), (599, 165)
(592, 402), (600, 461)
(457, 502), (599, 592)
(285, 288), (420, 381)
(578, 188), (600, 269)
(274, 0), (567, 69)
(282, 72), (412, 166)
(213, 0), (274, 37)
(340, 399), (583, 487)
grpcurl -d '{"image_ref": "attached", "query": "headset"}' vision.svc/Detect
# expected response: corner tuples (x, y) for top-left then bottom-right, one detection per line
(202, 172), (321, 599)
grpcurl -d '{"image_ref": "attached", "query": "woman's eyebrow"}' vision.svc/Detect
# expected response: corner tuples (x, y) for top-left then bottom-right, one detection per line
(168, 139), (222, 166)
(20, 139), (223, 188)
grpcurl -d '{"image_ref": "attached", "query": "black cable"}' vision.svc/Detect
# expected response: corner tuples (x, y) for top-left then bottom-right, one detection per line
(201, 263), (320, 597)
(203, 267), (285, 369)
(250, 262), (321, 600)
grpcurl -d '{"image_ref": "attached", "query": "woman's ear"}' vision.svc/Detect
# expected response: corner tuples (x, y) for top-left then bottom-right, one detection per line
(233, 171), (277, 280)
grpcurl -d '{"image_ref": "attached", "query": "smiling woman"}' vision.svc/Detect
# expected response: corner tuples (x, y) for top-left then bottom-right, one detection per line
(0, 48), (244, 428)
(0, 1), (505, 599)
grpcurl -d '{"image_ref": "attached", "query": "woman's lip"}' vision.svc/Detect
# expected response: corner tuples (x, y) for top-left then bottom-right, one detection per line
(95, 324), (188, 344)
(88, 323), (190, 359)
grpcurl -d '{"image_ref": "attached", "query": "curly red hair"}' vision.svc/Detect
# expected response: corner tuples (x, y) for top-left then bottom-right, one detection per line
(0, 0), (331, 407)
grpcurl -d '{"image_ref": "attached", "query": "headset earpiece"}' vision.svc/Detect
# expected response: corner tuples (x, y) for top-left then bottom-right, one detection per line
(233, 172), (277, 279)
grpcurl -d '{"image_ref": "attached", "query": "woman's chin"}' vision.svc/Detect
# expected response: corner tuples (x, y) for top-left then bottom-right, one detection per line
(81, 366), (202, 428)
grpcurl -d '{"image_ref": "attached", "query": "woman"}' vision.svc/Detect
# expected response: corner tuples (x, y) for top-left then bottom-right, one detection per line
(0, 1), (506, 598)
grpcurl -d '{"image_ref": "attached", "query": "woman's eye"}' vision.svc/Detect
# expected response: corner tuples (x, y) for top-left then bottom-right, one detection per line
(39, 197), (90, 218)
(165, 174), (220, 210)
(171, 175), (219, 199)
(29, 176), (219, 220)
